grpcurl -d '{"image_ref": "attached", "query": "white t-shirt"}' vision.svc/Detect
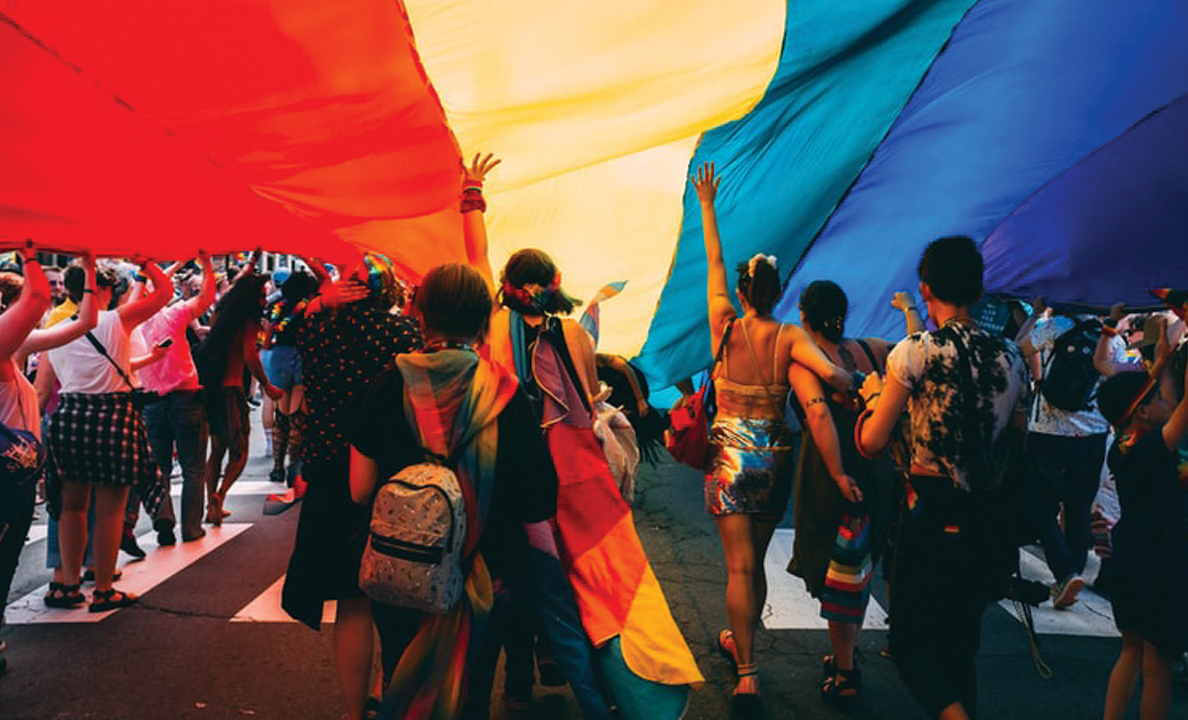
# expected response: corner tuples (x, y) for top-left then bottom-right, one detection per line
(136, 301), (200, 394)
(47, 310), (133, 395)
(1029, 315), (1123, 437)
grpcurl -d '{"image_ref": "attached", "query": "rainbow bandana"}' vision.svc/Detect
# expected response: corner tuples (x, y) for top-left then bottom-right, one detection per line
(362, 252), (399, 303)
(385, 349), (518, 720)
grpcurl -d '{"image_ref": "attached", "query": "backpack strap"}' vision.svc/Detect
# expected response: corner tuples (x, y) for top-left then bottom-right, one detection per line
(947, 328), (992, 490)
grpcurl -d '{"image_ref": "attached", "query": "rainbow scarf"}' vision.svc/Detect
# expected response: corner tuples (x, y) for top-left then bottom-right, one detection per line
(384, 349), (518, 720)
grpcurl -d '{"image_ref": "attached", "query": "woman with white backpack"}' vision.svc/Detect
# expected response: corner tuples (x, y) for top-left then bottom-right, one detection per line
(349, 263), (559, 720)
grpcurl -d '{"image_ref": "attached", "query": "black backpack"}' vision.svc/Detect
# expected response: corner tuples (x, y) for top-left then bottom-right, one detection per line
(1039, 319), (1101, 412)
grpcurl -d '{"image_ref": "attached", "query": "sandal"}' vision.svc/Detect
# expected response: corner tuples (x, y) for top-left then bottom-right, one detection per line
(821, 646), (865, 678)
(733, 662), (761, 708)
(820, 665), (862, 708)
(44, 582), (85, 609)
(89, 588), (138, 613)
(717, 629), (740, 671)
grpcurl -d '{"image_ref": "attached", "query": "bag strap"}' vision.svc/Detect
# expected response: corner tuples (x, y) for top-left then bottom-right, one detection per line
(947, 327), (991, 488)
(854, 338), (880, 372)
(739, 319), (785, 417)
(84, 331), (135, 391)
(708, 319), (735, 381)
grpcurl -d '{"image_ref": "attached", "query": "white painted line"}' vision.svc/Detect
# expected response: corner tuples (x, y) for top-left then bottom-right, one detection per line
(762, 529), (889, 631)
(231, 575), (336, 624)
(23, 525), (48, 547)
(168, 480), (282, 498)
(6, 523), (251, 624)
(999, 548), (1118, 638)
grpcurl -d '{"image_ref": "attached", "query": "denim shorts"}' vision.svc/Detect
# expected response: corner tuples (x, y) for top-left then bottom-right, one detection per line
(266, 345), (303, 390)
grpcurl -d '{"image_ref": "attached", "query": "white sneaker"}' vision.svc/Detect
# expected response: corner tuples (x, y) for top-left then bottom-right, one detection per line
(1052, 575), (1084, 609)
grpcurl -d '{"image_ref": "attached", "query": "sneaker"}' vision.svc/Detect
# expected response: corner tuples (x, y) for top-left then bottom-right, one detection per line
(1052, 575), (1084, 609)
(269, 467), (286, 483)
(120, 533), (147, 559)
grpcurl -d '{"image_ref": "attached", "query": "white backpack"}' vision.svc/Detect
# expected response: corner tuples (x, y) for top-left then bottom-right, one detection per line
(358, 462), (467, 614)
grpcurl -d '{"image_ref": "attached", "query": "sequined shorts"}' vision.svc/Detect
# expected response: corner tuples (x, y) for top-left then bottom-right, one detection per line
(704, 414), (795, 519)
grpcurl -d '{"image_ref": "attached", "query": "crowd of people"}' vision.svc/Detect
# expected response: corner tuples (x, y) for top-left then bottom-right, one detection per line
(1, 155), (1186, 720)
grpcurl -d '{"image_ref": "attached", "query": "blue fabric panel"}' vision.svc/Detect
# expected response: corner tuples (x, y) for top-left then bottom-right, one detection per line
(982, 92), (1188, 307)
(780, 0), (1188, 339)
(633, 0), (980, 388)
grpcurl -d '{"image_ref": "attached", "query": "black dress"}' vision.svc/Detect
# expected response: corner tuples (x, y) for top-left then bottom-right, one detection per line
(282, 302), (422, 630)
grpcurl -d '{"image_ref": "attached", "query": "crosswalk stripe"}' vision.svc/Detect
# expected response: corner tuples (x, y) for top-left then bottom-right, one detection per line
(6, 523), (251, 624)
(1000, 548), (1118, 638)
(168, 480), (285, 498)
(231, 576), (336, 624)
(23, 524), (48, 547)
(762, 529), (890, 631)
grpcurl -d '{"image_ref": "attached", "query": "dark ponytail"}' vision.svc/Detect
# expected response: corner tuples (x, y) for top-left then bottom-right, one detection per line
(735, 254), (782, 316)
(497, 248), (582, 316)
(799, 280), (848, 343)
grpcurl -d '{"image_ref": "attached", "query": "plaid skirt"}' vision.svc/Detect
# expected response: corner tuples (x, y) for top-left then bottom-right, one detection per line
(46, 393), (158, 489)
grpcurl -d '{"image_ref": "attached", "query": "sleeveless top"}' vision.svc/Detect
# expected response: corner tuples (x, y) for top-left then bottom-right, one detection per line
(47, 311), (132, 395)
(0, 365), (40, 439)
(714, 320), (790, 422)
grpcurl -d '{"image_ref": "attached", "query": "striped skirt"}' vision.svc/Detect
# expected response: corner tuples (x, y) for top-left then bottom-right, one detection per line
(820, 509), (873, 624)
(46, 393), (157, 489)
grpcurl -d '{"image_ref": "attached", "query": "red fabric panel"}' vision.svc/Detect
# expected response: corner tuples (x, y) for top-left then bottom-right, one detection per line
(0, 1), (461, 262)
(548, 424), (631, 560)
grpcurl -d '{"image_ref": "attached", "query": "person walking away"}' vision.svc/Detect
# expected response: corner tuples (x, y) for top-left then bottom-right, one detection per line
(137, 253), (216, 542)
(856, 236), (1029, 720)
(1096, 355), (1188, 720)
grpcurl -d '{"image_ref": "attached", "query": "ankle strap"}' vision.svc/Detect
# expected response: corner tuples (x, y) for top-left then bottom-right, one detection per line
(736, 662), (758, 677)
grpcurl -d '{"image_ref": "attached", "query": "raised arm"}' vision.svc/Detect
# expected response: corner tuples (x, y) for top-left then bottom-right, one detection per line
(1095, 304), (1136, 377)
(789, 363), (862, 503)
(21, 254), (99, 354)
(462, 153), (501, 297)
(0, 245), (51, 363)
(119, 260), (172, 330)
(891, 291), (925, 335)
(1162, 347), (1188, 453)
(692, 163), (737, 345)
(183, 252), (217, 319)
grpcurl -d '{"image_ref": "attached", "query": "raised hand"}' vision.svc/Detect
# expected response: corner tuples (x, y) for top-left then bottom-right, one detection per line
(891, 291), (916, 311)
(464, 153), (502, 186)
(691, 162), (720, 205)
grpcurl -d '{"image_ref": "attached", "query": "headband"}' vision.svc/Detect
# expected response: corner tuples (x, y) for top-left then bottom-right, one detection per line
(501, 271), (562, 315)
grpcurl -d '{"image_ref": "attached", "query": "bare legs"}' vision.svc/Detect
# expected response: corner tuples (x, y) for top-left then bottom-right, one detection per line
(714, 514), (778, 695)
(335, 596), (376, 720)
(1104, 632), (1173, 720)
(59, 481), (132, 594)
(828, 620), (860, 671)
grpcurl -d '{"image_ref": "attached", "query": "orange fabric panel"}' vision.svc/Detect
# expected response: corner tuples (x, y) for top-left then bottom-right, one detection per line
(619, 565), (704, 685)
(567, 513), (647, 646)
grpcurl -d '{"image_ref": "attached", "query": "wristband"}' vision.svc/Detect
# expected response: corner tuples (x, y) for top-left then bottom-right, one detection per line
(1101, 325), (1119, 338)
(904, 306), (919, 314)
(463, 185), (484, 193)
(461, 187), (487, 214)
(83, 288), (95, 293)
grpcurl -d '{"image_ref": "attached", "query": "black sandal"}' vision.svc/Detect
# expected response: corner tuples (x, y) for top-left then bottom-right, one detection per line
(822, 646), (865, 678)
(44, 582), (85, 609)
(89, 588), (138, 613)
(820, 665), (862, 707)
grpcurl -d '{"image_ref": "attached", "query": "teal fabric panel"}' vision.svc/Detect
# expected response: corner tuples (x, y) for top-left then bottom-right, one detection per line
(633, 0), (980, 387)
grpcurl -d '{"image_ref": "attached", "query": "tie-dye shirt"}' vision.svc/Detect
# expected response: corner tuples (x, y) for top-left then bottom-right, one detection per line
(886, 323), (1029, 491)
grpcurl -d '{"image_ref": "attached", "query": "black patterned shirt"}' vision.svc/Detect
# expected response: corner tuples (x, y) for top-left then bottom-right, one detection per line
(886, 323), (1029, 490)
(296, 302), (422, 472)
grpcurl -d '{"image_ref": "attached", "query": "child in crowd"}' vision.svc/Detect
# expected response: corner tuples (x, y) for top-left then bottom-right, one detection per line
(1097, 355), (1188, 720)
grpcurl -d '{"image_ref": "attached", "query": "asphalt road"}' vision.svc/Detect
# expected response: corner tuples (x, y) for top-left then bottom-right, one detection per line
(2, 406), (1185, 720)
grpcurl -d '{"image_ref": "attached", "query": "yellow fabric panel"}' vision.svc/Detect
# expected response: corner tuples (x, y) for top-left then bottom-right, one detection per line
(619, 562), (705, 685)
(403, 0), (786, 357)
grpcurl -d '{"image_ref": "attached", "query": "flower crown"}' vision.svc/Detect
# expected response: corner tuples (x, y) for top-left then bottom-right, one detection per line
(747, 253), (777, 278)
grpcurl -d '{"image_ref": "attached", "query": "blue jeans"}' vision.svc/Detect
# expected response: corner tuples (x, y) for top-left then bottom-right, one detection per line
(1030, 432), (1108, 583)
(142, 390), (208, 540)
